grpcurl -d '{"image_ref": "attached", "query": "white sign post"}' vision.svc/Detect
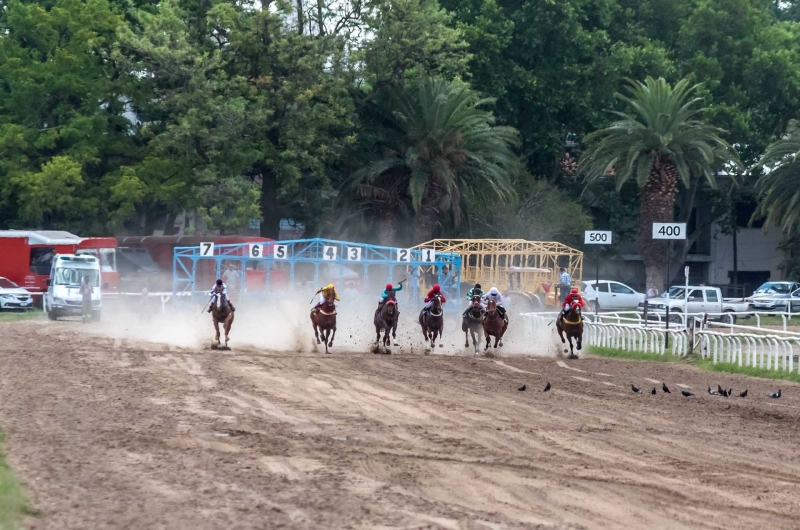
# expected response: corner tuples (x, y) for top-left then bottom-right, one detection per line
(199, 242), (214, 257)
(652, 223), (687, 348)
(322, 246), (338, 261)
(584, 231), (613, 317)
(396, 249), (412, 262)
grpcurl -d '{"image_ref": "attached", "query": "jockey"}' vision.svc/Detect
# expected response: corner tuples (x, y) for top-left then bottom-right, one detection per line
(423, 284), (446, 313)
(462, 283), (484, 317)
(482, 287), (507, 320)
(560, 288), (585, 318)
(207, 279), (236, 313)
(313, 283), (340, 313)
(378, 281), (404, 310)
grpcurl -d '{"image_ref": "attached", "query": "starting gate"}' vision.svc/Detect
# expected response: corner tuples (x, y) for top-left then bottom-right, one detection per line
(172, 238), (462, 310)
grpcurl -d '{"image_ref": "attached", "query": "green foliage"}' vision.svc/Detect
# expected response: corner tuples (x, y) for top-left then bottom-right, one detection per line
(580, 77), (741, 190)
(753, 119), (800, 234)
(0, 429), (33, 530)
(349, 78), (520, 243)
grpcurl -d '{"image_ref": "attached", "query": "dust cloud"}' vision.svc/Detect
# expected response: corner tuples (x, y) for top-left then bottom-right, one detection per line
(89, 289), (562, 357)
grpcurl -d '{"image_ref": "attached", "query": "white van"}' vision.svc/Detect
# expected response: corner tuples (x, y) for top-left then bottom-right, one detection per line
(46, 254), (102, 321)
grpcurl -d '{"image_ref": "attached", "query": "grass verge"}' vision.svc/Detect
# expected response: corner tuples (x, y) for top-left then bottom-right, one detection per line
(0, 429), (32, 530)
(694, 359), (800, 384)
(750, 315), (800, 328)
(0, 312), (43, 324)
(586, 345), (686, 363)
(589, 345), (800, 384)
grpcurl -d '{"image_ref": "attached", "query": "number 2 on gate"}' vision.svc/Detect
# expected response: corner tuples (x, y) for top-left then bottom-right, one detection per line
(397, 249), (412, 262)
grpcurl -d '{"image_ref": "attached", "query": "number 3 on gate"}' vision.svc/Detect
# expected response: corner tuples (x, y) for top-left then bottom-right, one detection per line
(347, 247), (361, 261)
(323, 246), (337, 261)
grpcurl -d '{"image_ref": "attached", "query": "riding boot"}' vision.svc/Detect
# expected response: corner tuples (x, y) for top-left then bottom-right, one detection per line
(230, 303), (236, 312)
(207, 304), (213, 313)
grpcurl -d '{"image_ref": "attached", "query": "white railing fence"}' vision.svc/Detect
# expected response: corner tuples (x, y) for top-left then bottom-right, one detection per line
(519, 311), (800, 374)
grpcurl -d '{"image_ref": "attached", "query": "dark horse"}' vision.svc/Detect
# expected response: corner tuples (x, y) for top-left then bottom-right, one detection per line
(556, 302), (583, 358)
(211, 292), (234, 349)
(311, 296), (337, 354)
(482, 298), (508, 352)
(419, 294), (444, 351)
(374, 292), (399, 353)
(462, 294), (484, 353)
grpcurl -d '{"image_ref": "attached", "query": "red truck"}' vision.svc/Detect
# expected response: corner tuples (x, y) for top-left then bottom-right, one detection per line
(0, 231), (118, 293)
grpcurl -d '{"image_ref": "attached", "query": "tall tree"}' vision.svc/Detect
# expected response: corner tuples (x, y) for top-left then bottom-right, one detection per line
(580, 77), (741, 289)
(352, 78), (519, 244)
(753, 119), (800, 233)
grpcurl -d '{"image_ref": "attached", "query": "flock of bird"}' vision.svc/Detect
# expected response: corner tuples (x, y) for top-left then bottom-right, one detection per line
(516, 381), (783, 399)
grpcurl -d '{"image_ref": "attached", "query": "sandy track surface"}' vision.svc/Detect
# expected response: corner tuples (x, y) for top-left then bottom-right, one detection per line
(2, 320), (800, 529)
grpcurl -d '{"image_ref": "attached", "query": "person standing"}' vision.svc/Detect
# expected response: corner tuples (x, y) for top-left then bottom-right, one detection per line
(79, 275), (93, 324)
(646, 284), (659, 299)
(556, 267), (571, 304)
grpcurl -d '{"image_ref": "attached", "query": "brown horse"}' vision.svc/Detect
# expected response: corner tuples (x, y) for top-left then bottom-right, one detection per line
(374, 295), (399, 353)
(482, 298), (508, 351)
(556, 303), (583, 358)
(210, 292), (234, 349)
(311, 297), (337, 354)
(419, 294), (444, 351)
(462, 294), (484, 353)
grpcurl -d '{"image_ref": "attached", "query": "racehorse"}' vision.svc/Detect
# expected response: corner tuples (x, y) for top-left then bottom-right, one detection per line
(462, 294), (484, 353)
(556, 302), (583, 358)
(311, 296), (337, 354)
(210, 291), (234, 349)
(374, 293), (399, 353)
(482, 298), (508, 352)
(419, 294), (444, 351)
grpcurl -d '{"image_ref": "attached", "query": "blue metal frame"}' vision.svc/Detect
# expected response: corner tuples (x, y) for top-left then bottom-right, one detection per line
(173, 238), (461, 311)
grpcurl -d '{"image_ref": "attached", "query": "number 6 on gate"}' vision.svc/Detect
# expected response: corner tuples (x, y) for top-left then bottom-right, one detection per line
(249, 244), (263, 258)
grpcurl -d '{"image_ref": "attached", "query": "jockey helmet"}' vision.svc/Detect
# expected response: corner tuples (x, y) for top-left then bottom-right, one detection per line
(326, 283), (334, 290)
(216, 279), (223, 286)
(475, 283), (482, 289)
(571, 288), (578, 294)
(433, 284), (441, 292)
(385, 283), (393, 291)
(489, 287), (499, 294)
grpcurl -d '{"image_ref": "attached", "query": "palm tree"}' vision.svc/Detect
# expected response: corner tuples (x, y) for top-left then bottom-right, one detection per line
(753, 120), (800, 233)
(351, 78), (520, 244)
(579, 77), (741, 289)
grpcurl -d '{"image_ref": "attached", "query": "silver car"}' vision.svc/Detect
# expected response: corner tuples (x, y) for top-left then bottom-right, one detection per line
(0, 277), (34, 311)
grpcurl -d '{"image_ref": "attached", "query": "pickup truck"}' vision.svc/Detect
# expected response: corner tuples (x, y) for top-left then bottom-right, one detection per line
(638, 286), (750, 322)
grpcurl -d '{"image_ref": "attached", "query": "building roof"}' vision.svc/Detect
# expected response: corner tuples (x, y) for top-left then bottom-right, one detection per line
(0, 230), (82, 245)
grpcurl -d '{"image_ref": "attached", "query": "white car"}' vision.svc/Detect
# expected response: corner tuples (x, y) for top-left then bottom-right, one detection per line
(0, 277), (34, 311)
(581, 280), (645, 310)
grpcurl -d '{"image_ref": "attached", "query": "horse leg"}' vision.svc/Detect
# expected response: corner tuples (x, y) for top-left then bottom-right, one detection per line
(213, 318), (221, 343)
(312, 316), (321, 344)
(558, 325), (566, 344)
(323, 329), (329, 354)
(224, 316), (232, 346)
(392, 321), (399, 346)
(329, 325), (336, 348)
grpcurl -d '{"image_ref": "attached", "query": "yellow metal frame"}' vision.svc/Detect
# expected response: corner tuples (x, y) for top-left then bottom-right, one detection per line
(413, 239), (583, 303)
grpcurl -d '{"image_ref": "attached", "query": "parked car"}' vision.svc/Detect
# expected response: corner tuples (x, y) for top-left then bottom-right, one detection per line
(638, 286), (750, 322)
(581, 280), (645, 311)
(0, 276), (34, 311)
(748, 281), (800, 311)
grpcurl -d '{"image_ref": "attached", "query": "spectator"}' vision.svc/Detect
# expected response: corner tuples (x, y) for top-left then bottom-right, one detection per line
(646, 284), (659, 299)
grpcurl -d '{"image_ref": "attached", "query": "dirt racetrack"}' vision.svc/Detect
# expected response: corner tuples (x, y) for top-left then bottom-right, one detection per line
(2, 319), (800, 529)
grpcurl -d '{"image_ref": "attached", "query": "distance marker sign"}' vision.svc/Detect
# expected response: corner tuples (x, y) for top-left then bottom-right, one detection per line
(584, 231), (612, 245)
(652, 223), (686, 240)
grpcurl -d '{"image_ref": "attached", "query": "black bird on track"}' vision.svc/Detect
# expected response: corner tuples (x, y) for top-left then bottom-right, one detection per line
(518, 384), (526, 392)
(720, 388), (728, 397)
(708, 386), (718, 395)
(739, 389), (748, 398)
(718, 384), (725, 395)
(651, 387), (657, 395)
(543, 382), (551, 392)
(769, 389), (782, 399)
(662, 383), (671, 393)
(631, 384), (642, 393)
(728, 388), (733, 397)
(682, 390), (694, 397)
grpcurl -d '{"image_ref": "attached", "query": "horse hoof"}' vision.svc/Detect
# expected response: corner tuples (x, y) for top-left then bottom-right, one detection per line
(316, 339), (321, 345)
(499, 341), (504, 347)
(211, 342), (219, 350)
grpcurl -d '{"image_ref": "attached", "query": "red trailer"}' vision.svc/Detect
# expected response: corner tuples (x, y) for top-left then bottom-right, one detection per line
(0, 231), (119, 292)
(116, 235), (288, 292)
